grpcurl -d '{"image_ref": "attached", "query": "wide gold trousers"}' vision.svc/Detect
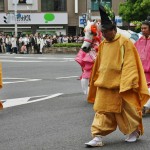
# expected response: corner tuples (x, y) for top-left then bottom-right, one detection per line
(91, 100), (142, 137)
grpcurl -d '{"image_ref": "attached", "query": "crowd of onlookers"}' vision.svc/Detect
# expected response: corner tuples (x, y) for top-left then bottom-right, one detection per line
(0, 33), (84, 54)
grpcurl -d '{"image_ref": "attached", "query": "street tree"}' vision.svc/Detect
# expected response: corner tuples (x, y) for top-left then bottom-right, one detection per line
(119, 0), (150, 22)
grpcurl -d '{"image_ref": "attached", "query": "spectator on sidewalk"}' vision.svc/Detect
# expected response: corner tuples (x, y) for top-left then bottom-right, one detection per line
(11, 35), (18, 54)
(5, 35), (11, 54)
(20, 42), (27, 54)
(18, 36), (23, 53)
(0, 34), (6, 53)
(22, 34), (29, 54)
(40, 36), (45, 54)
(62, 35), (68, 43)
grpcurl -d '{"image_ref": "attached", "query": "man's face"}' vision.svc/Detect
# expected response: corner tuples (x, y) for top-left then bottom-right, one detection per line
(141, 24), (150, 37)
(102, 29), (117, 41)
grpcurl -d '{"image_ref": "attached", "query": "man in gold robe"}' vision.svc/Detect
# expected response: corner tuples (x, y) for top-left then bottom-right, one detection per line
(85, 5), (149, 147)
(0, 62), (3, 110)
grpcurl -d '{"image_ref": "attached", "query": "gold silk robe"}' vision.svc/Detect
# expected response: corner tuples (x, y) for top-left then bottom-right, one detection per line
(88, 34), (149, 110)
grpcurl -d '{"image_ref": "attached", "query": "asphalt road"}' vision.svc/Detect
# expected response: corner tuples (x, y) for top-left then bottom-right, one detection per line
(0, 54), (150, 150)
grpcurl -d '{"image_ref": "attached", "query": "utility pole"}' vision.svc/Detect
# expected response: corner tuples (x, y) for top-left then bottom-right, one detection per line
(87, 8), (91, 21)
(75, 0), (79, 36)
(14, 0), (18, 37)
(87, 0), (91, 21)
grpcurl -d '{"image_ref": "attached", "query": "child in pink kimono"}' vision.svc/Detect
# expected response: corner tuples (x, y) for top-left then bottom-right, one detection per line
(135, 17), (150, 115)
(75, 48), (97, 95)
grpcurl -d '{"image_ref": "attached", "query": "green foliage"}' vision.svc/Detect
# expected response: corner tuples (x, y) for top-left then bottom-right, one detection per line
(119, 0), (150, 22)
(104, 5), (115, 20)
(53, 43), (82, 48)
(141, 0), (150, 7)
(131, 21), (142, 30)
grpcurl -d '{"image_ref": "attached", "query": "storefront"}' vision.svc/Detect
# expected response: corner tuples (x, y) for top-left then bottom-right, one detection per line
(0, 12), (68, 36)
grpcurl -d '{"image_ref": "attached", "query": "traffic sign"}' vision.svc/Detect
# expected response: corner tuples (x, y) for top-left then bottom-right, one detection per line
(80, 18), (86, 24)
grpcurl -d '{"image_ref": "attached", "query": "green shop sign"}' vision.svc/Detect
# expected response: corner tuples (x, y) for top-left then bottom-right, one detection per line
(44, 13), (55, 23)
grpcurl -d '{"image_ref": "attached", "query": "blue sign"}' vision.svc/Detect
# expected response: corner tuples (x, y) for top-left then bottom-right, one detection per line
(80, 19), (86, 24)
(115, 16), (123, 26)
(115, 18), (122, 23)
(17, 13), (31, 22)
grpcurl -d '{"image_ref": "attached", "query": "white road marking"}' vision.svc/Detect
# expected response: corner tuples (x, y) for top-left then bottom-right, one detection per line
(56, 76), (79, 79)
(3, 77), (31, 79)
(3, 78), (42, 84)
(3, 97), (30, 108)
(3, 79), (41, 84)
(1, 59), (73, 63)
(3, 76), (79, 84)
(14, 57), (74, 60)
(0, 55), (74, 60)
(27, 93), (63, 104)
(1, 60), (43, 62)
(0, 55), (75, 63)
(3, 93), (63, 108)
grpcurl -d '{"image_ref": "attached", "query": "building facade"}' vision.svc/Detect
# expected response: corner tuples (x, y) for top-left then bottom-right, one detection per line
(0, 0), (125, 36)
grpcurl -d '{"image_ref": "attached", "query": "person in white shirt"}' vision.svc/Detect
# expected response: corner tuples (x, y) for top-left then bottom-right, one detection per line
(62, 35), (68, 43)
(11, 35), (17, 54)
(40, 36), (45, 54)
(22, 34), (29, 53)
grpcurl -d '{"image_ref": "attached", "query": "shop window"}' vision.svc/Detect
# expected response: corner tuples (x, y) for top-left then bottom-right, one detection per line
(0, 0), (4, 12)
(91, 0), (112, 11)
(17, 0), (33, 4)
(41, 0), (66, 11)
(18, 0), (26, 3)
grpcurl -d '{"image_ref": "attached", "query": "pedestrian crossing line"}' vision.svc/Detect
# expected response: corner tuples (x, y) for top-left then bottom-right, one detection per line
(2, 93), (63, 108)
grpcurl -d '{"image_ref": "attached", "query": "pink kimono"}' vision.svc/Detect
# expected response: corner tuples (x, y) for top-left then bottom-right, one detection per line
(135, 36), (150, 86)
(75, 29), (102, 95)
(75, 49), (96, 79)
(75, 49), (97, 95)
